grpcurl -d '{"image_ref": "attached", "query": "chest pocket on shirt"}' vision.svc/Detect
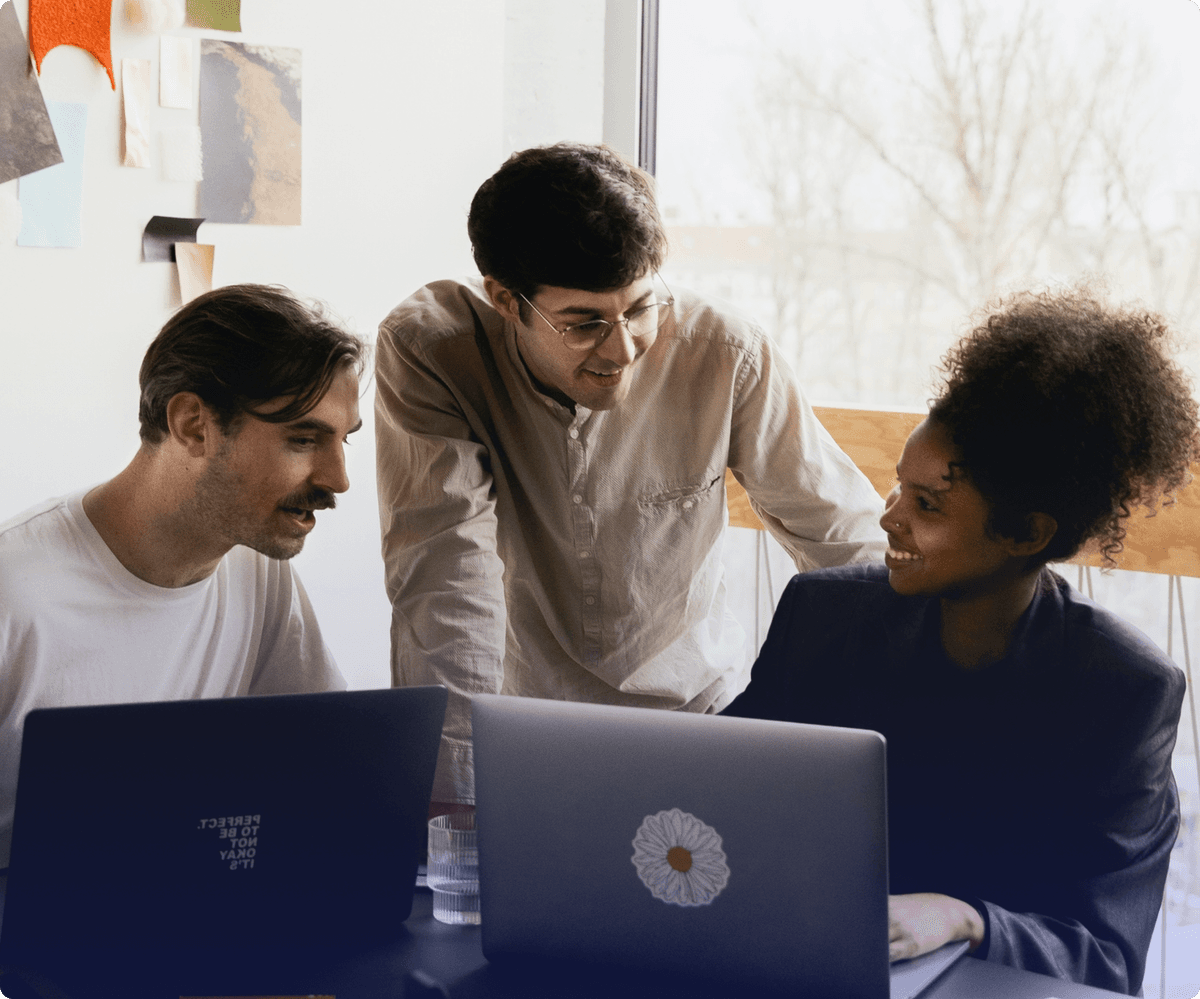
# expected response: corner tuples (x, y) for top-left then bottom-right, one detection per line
(633, 474), (726, 567)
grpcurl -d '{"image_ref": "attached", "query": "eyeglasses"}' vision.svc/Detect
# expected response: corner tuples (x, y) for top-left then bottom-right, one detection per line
(519, 276), (675, 351)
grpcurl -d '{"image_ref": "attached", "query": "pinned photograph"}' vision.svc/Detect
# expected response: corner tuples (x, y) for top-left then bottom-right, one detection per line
(199, 40), (300, 225)
(0, 0), (63, 184)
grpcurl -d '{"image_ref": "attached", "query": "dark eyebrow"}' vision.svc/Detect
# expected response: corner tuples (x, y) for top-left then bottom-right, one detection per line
(894, 464), (952, 494)
(556, 289), (655, 318)
(286, 417), (363, 435)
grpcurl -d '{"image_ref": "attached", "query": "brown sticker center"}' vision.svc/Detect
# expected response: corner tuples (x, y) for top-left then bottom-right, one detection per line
(666, 846), (693, 872)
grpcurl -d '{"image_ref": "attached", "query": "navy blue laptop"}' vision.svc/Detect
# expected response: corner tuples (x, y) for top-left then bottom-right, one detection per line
(0, 686), (445, 985)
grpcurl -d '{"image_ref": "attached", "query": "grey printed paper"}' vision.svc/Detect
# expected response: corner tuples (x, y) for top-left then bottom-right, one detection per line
(0, 0), (63, 184)
(199, 40), (300, 224)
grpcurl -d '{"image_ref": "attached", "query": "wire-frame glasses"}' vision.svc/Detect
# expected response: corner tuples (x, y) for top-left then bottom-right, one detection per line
(519, 276), (675, 350)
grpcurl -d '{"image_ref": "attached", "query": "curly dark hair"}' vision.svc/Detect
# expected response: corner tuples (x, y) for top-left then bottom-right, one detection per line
(138, 284), (365, 444)
(467, 143), (666, 300)
(929, 287), (1199, 566)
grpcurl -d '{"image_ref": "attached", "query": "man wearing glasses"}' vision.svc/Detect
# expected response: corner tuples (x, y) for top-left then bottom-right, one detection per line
(375, 143), (886, 811)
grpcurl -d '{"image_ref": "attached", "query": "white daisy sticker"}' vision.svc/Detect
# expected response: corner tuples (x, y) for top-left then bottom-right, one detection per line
(631, 807), (730, 907)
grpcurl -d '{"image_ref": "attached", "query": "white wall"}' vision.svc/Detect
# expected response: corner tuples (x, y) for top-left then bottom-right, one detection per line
(503, 0), (604, 154)
(0, 0), (621, 689)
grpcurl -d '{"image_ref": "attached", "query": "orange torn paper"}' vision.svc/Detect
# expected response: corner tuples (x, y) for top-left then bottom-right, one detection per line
(30, 0), (116, 89)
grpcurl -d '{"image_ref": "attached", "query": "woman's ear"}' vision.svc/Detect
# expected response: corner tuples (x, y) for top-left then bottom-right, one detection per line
(1009, 512), (1058, 558)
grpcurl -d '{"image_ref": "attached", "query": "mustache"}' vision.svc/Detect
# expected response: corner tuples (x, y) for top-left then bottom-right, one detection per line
(279, 487), (337, 511)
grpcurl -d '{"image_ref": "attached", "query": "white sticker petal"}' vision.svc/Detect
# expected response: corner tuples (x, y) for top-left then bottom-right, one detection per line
(631, 808), (729, 907)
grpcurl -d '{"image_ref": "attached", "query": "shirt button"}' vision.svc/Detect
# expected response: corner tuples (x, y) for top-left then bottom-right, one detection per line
(569, 428), (580, 439)
(585, 596), (596, 605)
(572, 494), (583, 504)
(579, 551), (590, 559)
(683, 500), (694, 510)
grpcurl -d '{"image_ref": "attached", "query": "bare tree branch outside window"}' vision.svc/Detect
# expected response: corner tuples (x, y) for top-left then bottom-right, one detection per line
(657, 0), (1200, 958)
(664, 0), (1200, 407)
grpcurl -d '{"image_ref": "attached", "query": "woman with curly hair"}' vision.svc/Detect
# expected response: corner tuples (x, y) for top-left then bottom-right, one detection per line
(725, 288), (1198, 995)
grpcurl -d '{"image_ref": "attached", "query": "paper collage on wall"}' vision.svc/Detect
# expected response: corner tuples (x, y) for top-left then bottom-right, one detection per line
(159, 32), (191, 107)
(160, 124), (201, 181)
(174, 240), (213, 299)
(121, 57), (152, 166)
(142, 213), (203, 260)
(199, 40), (301, 225)
(142, 215), (210, 299)
(3, 0), (299, 295)
(185, 0), (238, 32)
(0, 0), (62, 184)
(17, 99), (87, 247)
(29, 0), (115, 88)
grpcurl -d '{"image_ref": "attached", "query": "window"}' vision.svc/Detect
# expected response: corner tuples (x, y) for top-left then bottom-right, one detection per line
(656, 1), (1200, 991)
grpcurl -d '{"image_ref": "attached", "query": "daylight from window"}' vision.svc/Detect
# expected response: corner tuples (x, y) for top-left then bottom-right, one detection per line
(657, 2), (1200, 993)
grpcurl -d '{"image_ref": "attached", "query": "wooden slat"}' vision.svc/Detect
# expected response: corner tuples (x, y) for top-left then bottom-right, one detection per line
(1072, 488), (1200, 576)
(811, 406), (925, 499)
(725, 407), (921, 533)
(724, 468), (765, 532)
(726, 406), (1200, 578)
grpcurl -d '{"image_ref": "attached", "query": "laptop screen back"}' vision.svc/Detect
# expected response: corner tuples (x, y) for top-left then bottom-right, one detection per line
(0, 686), (446, 963)
(472, 695), (890, 999)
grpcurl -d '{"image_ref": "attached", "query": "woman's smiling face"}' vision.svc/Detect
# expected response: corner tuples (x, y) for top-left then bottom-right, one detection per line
(879, 419), (1023, 600)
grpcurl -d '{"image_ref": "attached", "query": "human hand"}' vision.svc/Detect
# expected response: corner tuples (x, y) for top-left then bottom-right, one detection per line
(888, 892), (985, 962)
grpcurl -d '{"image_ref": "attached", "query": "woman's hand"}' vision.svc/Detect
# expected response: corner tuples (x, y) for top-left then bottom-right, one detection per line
(888, 892), (985, 961)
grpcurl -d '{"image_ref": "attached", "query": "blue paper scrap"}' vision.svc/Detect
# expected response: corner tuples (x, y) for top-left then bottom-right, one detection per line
(17, 100), (87, 248)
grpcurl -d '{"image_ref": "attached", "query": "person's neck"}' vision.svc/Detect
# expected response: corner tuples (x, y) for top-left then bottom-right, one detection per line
(939, 569), (1043, 668)
(83, 449), (228, 588)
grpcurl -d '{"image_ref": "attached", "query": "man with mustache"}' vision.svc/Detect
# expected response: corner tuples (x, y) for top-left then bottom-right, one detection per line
(0, 284), (364, 866)
(375, 144), (886, 811)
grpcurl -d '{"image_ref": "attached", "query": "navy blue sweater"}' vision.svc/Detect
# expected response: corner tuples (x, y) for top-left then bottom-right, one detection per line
(724, 563), (1184, 996)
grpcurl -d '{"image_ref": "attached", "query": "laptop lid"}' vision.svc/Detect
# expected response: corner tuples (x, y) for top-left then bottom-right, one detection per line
(472, 695), (891, 999)
(0, 685), (446, 966)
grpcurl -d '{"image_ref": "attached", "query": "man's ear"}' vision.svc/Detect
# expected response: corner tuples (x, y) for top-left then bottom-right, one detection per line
(164, 392), (215, 457)
(483, 276), (523, 325)
(1008, 512), (1058, 558)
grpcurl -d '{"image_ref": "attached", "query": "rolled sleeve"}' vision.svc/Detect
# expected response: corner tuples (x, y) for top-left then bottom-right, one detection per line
(727, 326), (887, 569)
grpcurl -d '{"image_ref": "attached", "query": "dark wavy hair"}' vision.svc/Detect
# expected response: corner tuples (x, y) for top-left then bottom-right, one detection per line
(467, 143), (667, 300)
(929, 288), (1199, 566)
(138, 284), (365, 444)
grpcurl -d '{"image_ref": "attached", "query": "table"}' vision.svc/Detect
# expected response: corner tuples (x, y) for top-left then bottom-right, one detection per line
(0, 887), (1128, 999)
(389, 891), (1127, 999)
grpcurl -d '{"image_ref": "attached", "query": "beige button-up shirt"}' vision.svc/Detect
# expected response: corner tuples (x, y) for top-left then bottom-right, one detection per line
(375, 278), (886, 802)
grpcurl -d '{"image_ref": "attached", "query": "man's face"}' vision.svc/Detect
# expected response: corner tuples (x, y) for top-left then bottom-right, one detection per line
(191, 365), (361, 560)
(509, 273), (661, 411)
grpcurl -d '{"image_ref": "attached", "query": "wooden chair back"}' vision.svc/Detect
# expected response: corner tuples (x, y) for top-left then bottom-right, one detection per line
(726, 406), (1200, 577)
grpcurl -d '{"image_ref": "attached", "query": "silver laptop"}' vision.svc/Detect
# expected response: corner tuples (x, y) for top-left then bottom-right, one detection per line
(472, 694), (965, 999)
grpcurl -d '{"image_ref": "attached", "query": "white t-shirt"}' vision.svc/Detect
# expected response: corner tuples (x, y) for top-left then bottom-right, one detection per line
(0, 490), (345, 866)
